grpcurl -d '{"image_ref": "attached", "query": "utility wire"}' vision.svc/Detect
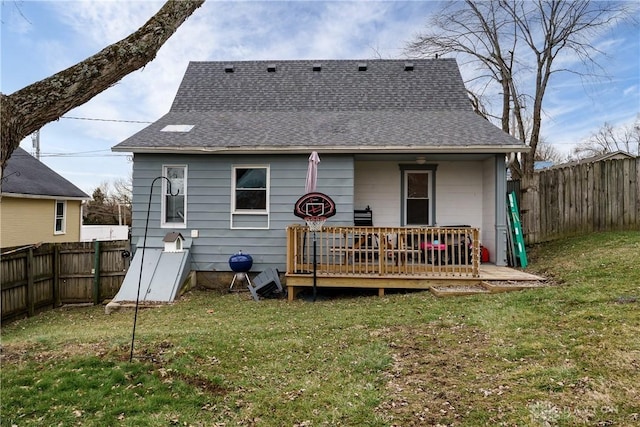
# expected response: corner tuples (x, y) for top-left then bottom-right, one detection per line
(61, 116), (153, 124)
(39, 153), (130, 158)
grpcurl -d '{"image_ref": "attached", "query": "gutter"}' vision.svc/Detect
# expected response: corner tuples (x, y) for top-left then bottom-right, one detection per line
(0, 192), (91, 201)
(112, 144), (530, 155)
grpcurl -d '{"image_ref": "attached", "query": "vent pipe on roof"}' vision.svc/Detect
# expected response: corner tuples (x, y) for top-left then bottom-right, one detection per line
(358, 62), (367, 71)
(312, 63), (322, 72)
(267, 64), (277, 72)
(224, 65), (234, 73)
(404, 62), (414, 71)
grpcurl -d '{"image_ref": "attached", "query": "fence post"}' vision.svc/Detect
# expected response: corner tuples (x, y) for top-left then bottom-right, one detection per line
(53, 244), (61, 307)
(93, 240), (100, 305)
(27, 247), (35, 317)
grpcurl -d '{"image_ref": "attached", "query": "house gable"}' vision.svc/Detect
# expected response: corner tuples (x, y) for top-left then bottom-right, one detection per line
(170, 59), (470, 112)
(113, 59), (527, 155)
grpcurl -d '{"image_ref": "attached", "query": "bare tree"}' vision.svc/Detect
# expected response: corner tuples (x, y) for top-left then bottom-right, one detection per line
(1, 0), (204, 173)
(407, 0), (634, 178)
(535, 139), (566, 164)
(407, 1), (519, 135)
(112, 176), (133, 207)
(573, 117), (640, 158)
(84, 178), (133, 225)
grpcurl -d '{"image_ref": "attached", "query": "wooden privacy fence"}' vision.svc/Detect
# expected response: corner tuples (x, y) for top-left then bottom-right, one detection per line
(519, 157), (640, 244)
(1, 240), (130, 322)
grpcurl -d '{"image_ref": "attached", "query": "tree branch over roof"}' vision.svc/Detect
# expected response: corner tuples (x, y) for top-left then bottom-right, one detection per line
(1, 0), (205, 172)
(407, 0), (635, 178)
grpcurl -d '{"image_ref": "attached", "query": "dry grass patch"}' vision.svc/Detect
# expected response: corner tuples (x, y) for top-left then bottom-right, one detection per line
(377, 321), (496, 426)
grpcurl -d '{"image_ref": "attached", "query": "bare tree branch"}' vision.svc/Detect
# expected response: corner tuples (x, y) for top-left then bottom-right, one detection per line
(573, 117), (640, 158)
(406, 0), (635, 177)
(1, 0), (204, 172)
(535, 138), (566, 163)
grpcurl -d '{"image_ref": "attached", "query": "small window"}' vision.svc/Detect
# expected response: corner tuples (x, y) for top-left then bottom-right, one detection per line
(232, 166), (268, 212)
(54, 200), (66, 234)
(162, 165), (187, 227)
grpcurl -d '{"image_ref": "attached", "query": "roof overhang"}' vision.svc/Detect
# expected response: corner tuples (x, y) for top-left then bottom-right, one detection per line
(0, 192), (91, 201)
(112, 144), (530, 155)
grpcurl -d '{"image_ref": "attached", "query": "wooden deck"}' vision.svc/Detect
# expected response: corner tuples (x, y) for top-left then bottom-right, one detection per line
(285, 225), (545, 300)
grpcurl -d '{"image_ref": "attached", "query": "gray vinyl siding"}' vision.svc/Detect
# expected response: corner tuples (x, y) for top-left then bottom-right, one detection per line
(131, 153), (354, 272)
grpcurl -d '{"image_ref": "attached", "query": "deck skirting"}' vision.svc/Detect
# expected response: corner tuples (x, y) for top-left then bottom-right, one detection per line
(284, 265), (545, 301)
(285, 273), (481, 301)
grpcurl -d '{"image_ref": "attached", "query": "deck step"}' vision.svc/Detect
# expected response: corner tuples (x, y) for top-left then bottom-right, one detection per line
(430, 284), (491, 297)
(480, 280), (547, 293)
(429, 280), (547, 297)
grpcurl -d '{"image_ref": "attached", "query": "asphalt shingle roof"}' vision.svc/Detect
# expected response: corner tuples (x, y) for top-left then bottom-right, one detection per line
(113, 59), (526, 153)
(1, 147), (90, 199)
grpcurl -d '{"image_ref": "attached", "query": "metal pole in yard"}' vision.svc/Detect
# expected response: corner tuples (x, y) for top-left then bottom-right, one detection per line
(129, 176), (177, 363)
(313, 231), (317, 302)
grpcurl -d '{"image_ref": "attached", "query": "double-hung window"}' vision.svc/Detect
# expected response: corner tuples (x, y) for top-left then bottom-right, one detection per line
(54, 200), (66, 234)
(231, 165), (269, 229)
(162, 165), (187, 227)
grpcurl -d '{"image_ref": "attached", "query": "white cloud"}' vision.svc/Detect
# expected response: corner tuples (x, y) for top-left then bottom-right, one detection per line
(5, 0), (639, 189)
(623, 84), (639, 97)
(54, 0), (162, 46)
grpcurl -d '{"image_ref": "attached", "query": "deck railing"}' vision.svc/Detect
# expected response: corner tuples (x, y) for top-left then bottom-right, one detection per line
(286, 225), (480, 278)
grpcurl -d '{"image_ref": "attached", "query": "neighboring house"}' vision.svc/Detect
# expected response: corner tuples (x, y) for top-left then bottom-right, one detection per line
(0, 147), (90, 248)
(543, 150), (636, 170)
(112, 59), (527, 274)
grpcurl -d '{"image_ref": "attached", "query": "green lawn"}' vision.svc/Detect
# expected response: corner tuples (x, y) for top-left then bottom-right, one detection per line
(2, 231), (639, 426)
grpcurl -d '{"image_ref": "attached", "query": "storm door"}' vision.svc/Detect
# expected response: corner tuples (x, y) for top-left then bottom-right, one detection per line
(403, 170), (433, 226)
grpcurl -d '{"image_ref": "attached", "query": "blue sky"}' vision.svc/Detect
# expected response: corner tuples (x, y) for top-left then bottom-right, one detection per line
(2, 0), (639, 194)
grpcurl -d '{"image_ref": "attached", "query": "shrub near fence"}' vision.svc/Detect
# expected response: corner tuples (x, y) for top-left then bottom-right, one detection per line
(1, 240), (130, 322)
(520, 157), (640, 244)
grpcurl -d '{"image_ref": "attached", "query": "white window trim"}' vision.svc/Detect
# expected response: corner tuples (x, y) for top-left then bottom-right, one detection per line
(161, 165), (187, 229)
(54, 200), (66, 234)
(230, 164), (270, 229)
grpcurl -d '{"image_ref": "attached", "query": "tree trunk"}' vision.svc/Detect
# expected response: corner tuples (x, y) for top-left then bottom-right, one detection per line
(1, 0), (204, 173)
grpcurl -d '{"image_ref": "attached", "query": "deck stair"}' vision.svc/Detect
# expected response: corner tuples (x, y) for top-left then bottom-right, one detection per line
(480, 280), (546, 293)
(430, 283), (490, 297)
(429, 280), (546, 297)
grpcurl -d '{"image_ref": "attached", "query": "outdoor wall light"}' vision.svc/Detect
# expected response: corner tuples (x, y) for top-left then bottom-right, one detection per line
(416, 156), (426, 164)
